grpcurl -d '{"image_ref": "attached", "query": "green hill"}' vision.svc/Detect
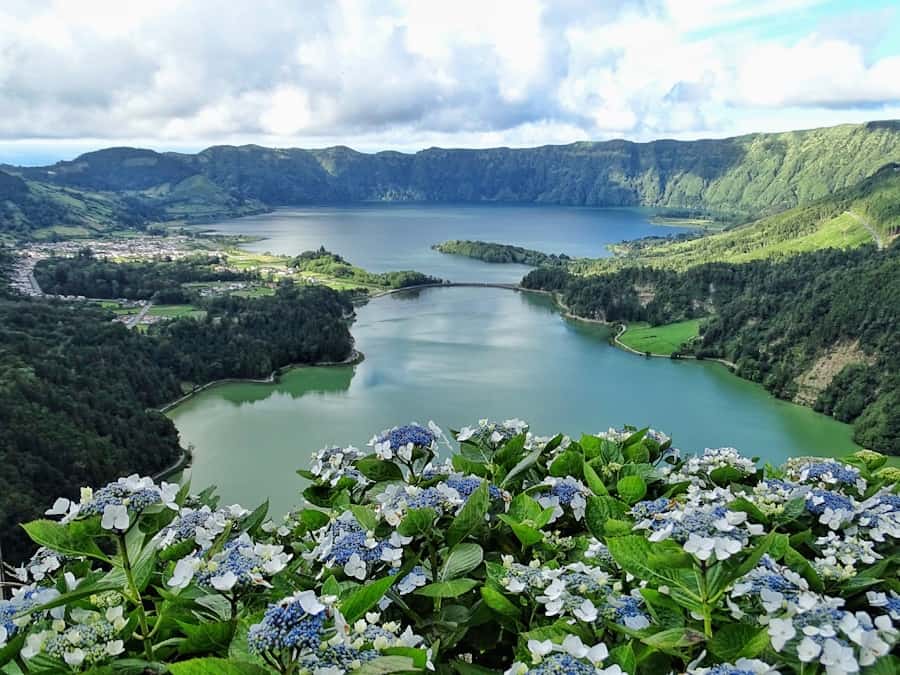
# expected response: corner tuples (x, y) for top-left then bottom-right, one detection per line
(576, 162), (900, 273)
(5, 120), (900, 237)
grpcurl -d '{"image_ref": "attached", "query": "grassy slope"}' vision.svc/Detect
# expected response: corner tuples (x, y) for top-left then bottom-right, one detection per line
(618, 319), (702, 355)
(577, 163), (900, 273)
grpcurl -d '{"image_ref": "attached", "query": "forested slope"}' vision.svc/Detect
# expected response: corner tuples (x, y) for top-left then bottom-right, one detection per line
(0, 248), (354, 560)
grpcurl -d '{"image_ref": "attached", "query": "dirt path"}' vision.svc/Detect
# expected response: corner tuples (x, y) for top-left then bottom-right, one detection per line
(845, 211), (884, 249)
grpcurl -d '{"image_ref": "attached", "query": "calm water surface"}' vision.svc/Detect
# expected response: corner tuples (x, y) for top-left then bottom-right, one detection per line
(199, 204), (683, 283)
(170, 285), (858, 516)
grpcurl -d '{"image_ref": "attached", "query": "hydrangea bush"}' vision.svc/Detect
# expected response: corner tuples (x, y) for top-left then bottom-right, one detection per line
(1, 421), (898, 675)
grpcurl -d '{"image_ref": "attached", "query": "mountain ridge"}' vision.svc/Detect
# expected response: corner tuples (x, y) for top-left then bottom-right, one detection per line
(4, 119), (900, 235)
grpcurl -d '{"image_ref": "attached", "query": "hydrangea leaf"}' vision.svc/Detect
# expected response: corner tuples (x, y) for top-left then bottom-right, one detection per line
(616, 475), (648, 504)
(549, 450), (583, 479)
(415, 578), (479, 598)
(440, 543), (484, 581)
(583, 461), (609, 496)
(340, 575), (396, 623)
(480, 586), (520, 617)
(349, 505), (380, 532)
(446, 481), (489, 546)
(167, 657), (270, 675)
(355, 458), (404, 482)
(497, 515), (544, 547)
(708, 623), (770, 662)
(22, 518), (107, 561)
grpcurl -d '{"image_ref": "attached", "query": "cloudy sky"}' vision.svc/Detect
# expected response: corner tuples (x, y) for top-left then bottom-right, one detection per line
(2, 0), (900, 164)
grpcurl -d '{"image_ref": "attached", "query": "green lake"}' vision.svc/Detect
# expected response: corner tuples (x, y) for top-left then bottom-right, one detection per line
(170, 278), (858, 516)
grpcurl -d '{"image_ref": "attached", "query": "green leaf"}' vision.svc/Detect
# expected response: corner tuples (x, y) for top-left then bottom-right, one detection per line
(549, 450), (583, 479)
(340, 576), (396, 623)
(775, 497), (807, 525)
(322, 575), (341, 597)
(415, 578), (479, 598)
(623, 443), (650, 464)
(354, 656), (417, 674)
(381, 647), (429, 669)
(480, 586), (520, 617)
(447, 481), (489, 547)
(616, 475), (647, 504)
(176, 620), (235, 656)
(356, 458), (404, 482)
(22, 518), (107, 560)
(441, 543), (484, 581)
(349, 505), (379, 532)
(584, 495), (629, 539)
(728, 497), (768, 524)
(453, 661), (503, 675)
(708, 624), (769, 661)
(501, 448), (543, 488)
(397, 507), (436, 537)
(168, 658), (270, 675)
(603, 518), (634, 537)
(580, 434), (602, 460)
(494, 434), (527, 470)
(710, 466), (746, 485)
(607, 536), (697, 601)
(609, 643), (636, 675)
(296, 508), (329, 532)
(507, 493), (542, 522)
(498, 515), (544, 547)
(583, 462), (609, 496)
(641, 627), (705, 651)
(784, 545), (824, 592)
(452, 454), (489, 477)
(240, 500), (269, 536)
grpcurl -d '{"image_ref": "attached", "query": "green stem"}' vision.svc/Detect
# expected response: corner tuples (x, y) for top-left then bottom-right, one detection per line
(117, 534), (154, 662)
(14, 654), (30, 674)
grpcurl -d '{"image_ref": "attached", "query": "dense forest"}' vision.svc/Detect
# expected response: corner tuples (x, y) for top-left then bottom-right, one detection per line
(432, 240), (569, 266)
(5, 121), (900, 236)
(523, 242), (900, 453)
(34, 250), (253, 302)
(289, 247), (440, 289)
(0, 249), (354, 561)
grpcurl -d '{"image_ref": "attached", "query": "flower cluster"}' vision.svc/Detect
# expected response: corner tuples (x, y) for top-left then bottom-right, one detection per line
(249, 590), (427, 673)
(155, 503), (249, 550)
(730, 556), (897, 674)
(497, 557), (650, 629)
(369, 422), (442, 461)
(22, 606), (127, 669)
(374, 476), (503, 525)
(782, 458), (867, 494)
(688, 659), (781, 675)
(306, 512), (408, 580)
(169, 533), (291, 591)
(46, 474), (179, 532)
(310, 445), (370, 487)
(13, 547), (64, 583)
(534, 476), (590, 522)
(457, 418), (529, 445)
(662, 447), (756, 486)
(505, 637), (622, 675)
(632, 486), (764, 562)
(854, 489), (900, 542)
(812, 531), (881, 581)
(0, 584), (61, 649)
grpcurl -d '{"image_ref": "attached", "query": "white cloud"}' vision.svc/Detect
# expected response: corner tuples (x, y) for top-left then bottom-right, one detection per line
(0, 0), (898, 157)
